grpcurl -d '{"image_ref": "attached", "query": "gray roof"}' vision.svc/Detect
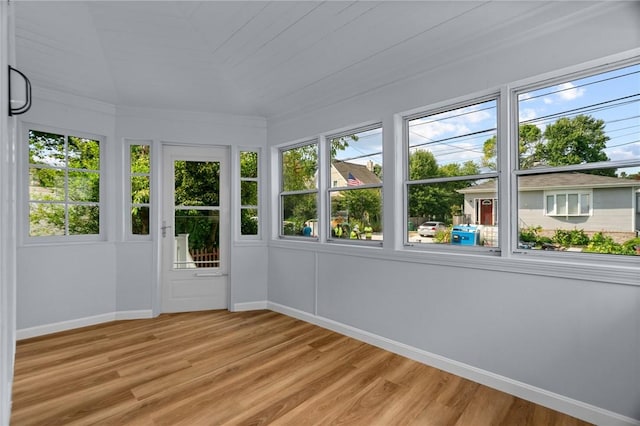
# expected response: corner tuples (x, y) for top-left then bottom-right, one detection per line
(459, 172), (640, 193)
(332, 160), (381, 185)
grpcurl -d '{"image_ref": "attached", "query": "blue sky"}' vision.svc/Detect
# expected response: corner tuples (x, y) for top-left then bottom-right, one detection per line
(333, 127), (383, 167)
(400, 62), (640, 175)
(334, 62), (639, 175)
(408, 100), (496, 170)
(519, 63), (640, 165)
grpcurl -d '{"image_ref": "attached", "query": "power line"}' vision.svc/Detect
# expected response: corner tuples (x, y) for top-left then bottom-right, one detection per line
(409, 127), (495, 150)
(408, 104), (496, 128)
(521, 94), (640, 125)
(605, 138), (640, 149)
(519, 68), (640, 102)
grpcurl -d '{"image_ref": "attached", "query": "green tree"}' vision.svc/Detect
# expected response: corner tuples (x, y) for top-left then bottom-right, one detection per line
(29, 131), (101, 236)
(482, 123), (542, 170)
(240, 151), (258, 178)
(407, 150), (479, 221)
(281, 144), (318, 192)
(333, 189), (382, 230)
(130, 144), (151, 235)
(409, 149), (439, 180)
(538, 115), (614, 176)
(174, 160), (220, 206)
(329, 135), (356, 157)
(482, 116), (613, 176)
(240, 151), (259, 235)
(281, 135), (357, 230)
(372, 163), (383, 179)
(174, 160), (220, 251)
(519, 123), (543, 168)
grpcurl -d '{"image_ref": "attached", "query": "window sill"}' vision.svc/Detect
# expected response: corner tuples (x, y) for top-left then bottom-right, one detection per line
(269, 239), (639, 287)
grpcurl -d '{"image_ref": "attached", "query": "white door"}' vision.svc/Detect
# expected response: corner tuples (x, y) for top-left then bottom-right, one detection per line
(161, 145), (229, 313)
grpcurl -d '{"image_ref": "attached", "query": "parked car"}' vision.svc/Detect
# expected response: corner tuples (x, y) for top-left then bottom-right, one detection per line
(418, 221), (446, 237)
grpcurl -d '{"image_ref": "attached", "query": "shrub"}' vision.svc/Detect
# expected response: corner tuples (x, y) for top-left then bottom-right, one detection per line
(584, 232), (634, 255)
(552, 228), (590, 247)
(622, 237), (640, 254)
(519, 226), (541, 243)
(434, 226), (451, 243)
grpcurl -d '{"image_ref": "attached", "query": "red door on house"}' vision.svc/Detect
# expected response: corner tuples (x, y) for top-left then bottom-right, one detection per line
(480, 199), (494, 225)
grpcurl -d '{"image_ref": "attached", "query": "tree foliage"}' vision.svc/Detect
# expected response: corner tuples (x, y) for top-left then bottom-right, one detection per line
(29, 131), (101, 236)
(173, 160), (220, 251)
(332, 188), (382, 230)
(408, 150), (479, 221)
(484, 115), (613, 176)
(281, 135), (361, 231)
(281, 144), (318, 192)
(482, 123), (542, 170)
(174, 160), (220, 206)
(130, 144), (151, 235)
(240, 151), (259, 235)
(538, 115), (613, 176)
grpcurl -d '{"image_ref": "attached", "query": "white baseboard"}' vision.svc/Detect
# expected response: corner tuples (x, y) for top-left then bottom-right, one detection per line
(114, 310), (154, 321)
(232, 301), (268, 312)
(267, 302), (640, 426)
(16, 310), (154, 340)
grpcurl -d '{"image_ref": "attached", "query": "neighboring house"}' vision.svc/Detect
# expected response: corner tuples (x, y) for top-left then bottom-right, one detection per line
(330, 160), (381, 189)
(458, 172), (640, 240)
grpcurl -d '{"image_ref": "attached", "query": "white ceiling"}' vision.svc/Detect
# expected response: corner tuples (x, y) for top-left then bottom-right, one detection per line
(12, 1), (626, 120)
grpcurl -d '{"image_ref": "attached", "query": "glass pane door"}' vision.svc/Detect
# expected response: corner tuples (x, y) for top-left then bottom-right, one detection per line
(173, 160), (221, 270)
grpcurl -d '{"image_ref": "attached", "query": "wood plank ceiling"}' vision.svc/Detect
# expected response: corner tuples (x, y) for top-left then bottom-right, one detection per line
(13, 1), (615, 119)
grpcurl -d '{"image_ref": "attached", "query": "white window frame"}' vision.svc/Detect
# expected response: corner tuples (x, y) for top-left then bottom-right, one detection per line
(278, 139), (319, 240)
(326, 123), (383, 246)
(237, 147), (262, 241)
(511, 57), (640, 264)
(544, 190), (592, 217)
(403, 93), (501, 253)
(268, 51), (638, 286)
(125, 139), (152, 240)
(22, 124), (105, 243)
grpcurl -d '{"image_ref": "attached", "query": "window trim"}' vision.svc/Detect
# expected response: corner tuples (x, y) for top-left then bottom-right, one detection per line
(22, 123), (105, 244)
(326, 123), (383, 246)
(125, 139), (152, 240)
(510, 56), (640, 264)
(270, 50), (640, 280)
(544, 190), (592, 217)
(403, 93), (501, 253)
(236, 147), (262, 242)
(278, 139), (319, 240)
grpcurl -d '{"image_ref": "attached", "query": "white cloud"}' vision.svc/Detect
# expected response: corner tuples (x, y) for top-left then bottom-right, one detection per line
(519, 108), (537, 122)
(556, 82), (585, 101)
(413, 121), (467, 141)
(607, 142), (640, 162)
(464, 108), (492, 124)
(543, 97), (554, 105)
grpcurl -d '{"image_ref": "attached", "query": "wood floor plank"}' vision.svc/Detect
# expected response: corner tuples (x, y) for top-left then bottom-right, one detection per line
(11, 310), (594, 426)
(454, 385), (514, 425)
(218, 340), (366, 425)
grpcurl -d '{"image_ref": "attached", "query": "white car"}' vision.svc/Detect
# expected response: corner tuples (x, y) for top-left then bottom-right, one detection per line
(418, 221), (446, 237)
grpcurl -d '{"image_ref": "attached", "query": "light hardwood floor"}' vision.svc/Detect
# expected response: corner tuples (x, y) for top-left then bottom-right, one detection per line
(11, 310), (592, 425)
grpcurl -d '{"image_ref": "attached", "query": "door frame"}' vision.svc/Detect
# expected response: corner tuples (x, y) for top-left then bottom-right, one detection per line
(153, 143), (231, 315)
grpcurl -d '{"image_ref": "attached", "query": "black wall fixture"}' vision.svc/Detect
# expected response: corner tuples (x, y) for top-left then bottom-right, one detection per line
(8, 65), (32, 116)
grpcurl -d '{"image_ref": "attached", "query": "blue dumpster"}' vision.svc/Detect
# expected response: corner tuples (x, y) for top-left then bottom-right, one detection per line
(451, 225), (479, 246)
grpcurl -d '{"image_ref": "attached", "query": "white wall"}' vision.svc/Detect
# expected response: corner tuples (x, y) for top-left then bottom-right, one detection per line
(115, 106), (269, 313)
(0, 1), (16, 423)
(15, 96), (269, 332)
(15, 90), (119, 331)
(267, 4), (640, 424)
